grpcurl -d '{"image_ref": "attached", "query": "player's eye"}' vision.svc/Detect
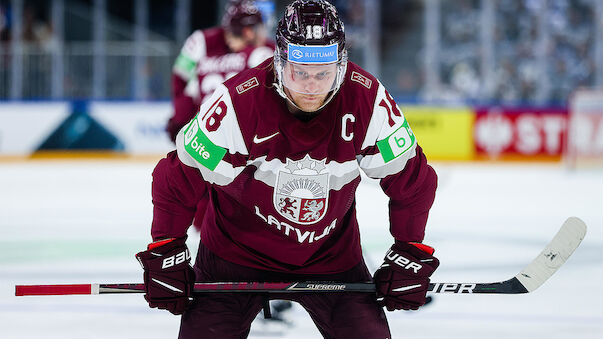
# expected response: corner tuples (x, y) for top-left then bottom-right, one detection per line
(294, 70), (310, 80)
(315, 71), (330, 80)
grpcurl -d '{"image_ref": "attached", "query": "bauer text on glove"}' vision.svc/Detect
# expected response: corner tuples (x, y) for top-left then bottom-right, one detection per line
(373, 242), (439, 311)
(135, 237), (195, 315)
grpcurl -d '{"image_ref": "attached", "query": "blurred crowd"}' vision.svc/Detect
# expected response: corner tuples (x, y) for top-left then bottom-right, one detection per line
(0, 1), (55, 48)
(0, 0), (600, 105)
(438, 0), (597, 104)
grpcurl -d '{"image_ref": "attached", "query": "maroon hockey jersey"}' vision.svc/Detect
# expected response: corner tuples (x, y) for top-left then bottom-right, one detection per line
(152, 58), (437, 274)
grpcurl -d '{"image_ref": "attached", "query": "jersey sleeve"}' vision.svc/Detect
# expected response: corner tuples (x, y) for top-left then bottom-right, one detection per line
(175, 84), (249, 186)
(358, 81), (437, 242)
(172, 30), (206, 81)
(169, 30), (206, 140)
(151, 151), (209, 240)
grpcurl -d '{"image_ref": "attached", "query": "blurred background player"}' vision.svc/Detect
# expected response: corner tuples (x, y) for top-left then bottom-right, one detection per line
(167, 0), (275, 141)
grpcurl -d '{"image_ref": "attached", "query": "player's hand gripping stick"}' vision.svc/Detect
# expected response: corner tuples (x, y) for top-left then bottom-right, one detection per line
(373, 242), (439, 311)
(136, 237), (195, 315)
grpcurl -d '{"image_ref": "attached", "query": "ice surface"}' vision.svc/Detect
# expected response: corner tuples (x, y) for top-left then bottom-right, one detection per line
(1, 159), (601, 338)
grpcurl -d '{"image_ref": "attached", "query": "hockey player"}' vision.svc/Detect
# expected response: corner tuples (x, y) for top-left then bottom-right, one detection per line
(167, 0), (275, 142)
(137, 0), (439, 337)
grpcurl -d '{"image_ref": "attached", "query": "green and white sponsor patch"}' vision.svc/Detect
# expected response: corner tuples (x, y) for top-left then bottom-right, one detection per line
(376, 120), (416, 163)
(183, 119), (227, 171)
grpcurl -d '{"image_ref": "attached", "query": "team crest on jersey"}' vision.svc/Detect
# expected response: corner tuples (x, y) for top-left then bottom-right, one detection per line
(274, 155), (329, 225)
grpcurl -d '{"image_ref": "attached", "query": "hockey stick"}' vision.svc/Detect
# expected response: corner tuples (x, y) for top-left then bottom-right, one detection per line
(15, 217), (586, 296)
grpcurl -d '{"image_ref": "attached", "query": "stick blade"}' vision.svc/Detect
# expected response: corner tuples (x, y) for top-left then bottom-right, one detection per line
(515, 217), (587, 292)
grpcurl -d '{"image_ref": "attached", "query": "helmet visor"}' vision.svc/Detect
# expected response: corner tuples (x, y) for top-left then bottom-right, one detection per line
(282, 61), (338, 95)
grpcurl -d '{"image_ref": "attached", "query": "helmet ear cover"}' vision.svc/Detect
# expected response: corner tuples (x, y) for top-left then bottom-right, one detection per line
(274, 0), (348, 111)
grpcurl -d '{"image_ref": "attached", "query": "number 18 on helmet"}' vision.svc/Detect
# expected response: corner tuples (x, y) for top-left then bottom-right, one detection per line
(274, 0), (348, 108)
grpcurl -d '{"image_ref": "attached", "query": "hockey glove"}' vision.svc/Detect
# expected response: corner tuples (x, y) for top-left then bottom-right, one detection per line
(373, 241), (439, 311)
(135, 237), (195, 315)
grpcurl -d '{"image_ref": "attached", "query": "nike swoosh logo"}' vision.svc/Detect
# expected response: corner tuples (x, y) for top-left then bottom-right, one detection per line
(253, 132), (279, 144)
(392, 284), (422, 292)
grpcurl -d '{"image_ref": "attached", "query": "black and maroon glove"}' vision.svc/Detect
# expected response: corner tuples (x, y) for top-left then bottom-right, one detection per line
(373, 241), (439, 311)
(135, 237), (195, 315)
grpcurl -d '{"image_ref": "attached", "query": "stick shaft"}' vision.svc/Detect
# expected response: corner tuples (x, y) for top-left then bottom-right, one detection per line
(15, 280), (522, 296)
(14, 218), (586, 297)
(16, 282), (375, 295)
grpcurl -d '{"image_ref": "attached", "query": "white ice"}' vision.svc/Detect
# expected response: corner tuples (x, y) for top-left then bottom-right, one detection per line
(0, 159), (601, 338)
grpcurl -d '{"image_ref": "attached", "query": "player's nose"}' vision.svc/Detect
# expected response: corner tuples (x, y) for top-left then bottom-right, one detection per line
(303, 77), (321, 92)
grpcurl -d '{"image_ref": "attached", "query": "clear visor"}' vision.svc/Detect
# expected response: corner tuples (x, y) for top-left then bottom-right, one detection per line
(281, 61), (339, 95)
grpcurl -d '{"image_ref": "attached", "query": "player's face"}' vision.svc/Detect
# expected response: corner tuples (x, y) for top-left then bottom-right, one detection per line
(282, 62), (337, 111)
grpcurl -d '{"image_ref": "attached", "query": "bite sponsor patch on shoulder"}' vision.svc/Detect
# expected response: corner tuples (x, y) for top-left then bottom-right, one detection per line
(376, 119), (416, 163)
(183, 118), (227, 171)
